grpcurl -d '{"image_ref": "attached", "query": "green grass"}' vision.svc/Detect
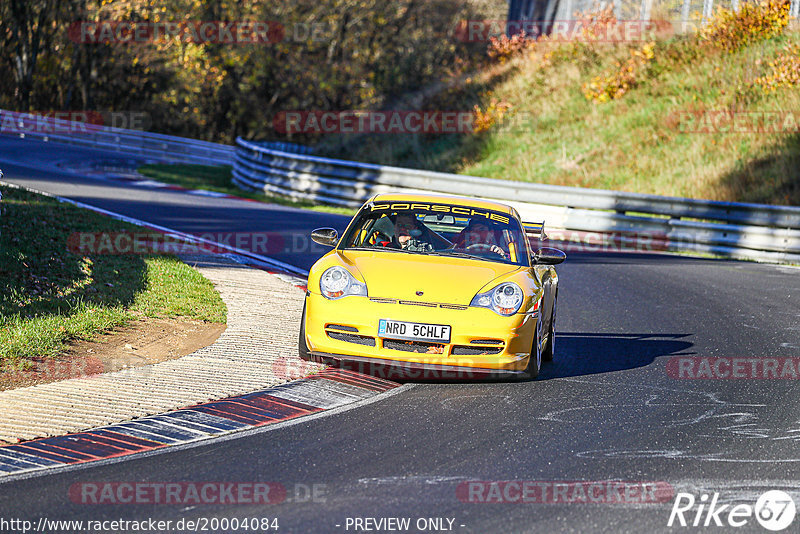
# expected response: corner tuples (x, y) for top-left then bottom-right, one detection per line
(0, 186), (226, 367)
(319, 26), (800, 207)
(137, 164), (355, 216)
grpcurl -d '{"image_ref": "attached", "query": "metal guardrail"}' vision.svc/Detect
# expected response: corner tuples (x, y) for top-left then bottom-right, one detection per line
(0, 110), (234, 166)
(4, 107), (797, 263)
(250, 140), (315, 155)
(233, 137), (800, 263)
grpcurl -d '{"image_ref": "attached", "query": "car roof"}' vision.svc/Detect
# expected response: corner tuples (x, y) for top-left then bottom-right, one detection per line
(369, 192), (517, 216)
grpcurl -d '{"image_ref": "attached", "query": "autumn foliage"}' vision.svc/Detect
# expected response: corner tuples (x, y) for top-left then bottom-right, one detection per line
(487, 33), (534, 63)
(472, 98), (512, 133)
(0, 0), (500, 143)
(699, 0), (790, 52)
(581, 42), (656, 103)
(752, 44), (800, 93)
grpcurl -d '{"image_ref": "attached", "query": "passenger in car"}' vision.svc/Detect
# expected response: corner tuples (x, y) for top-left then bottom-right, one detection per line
(451, 220), (508, 258)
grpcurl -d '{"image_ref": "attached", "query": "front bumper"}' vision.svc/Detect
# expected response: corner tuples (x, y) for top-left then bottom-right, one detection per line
(303, 292), (537, 376)
(307, 351), (528, 379)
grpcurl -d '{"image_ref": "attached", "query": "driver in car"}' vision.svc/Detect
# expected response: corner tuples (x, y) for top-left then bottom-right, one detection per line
(395, 214), (435, 252)
(452, 220), (508, 258)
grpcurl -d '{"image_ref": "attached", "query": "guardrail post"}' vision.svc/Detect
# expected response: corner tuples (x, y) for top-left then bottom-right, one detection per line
(703, 0), (714, 20)
(640, 0), (653, 21)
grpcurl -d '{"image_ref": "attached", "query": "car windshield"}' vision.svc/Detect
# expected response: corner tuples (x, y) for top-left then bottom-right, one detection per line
(340, 201), (529, 266)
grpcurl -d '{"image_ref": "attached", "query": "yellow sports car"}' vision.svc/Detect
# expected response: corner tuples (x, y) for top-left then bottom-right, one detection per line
(298, 193), (565, 379)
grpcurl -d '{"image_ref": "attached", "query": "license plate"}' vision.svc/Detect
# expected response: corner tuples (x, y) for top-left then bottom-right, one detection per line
(378, 319), (451, 343)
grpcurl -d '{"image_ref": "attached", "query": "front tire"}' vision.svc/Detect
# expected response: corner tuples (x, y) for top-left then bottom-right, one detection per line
(298, 302), (311, 360)
(524, 313), (544, 379)
(542, 296), (556, 362)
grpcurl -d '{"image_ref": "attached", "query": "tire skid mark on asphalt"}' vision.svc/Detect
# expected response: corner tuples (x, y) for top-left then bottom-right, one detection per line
(0, 369), (399, 478)
(543, 377), (800, 461)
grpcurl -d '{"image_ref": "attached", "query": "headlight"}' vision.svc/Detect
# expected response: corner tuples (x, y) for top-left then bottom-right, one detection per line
(319, 266), (367, 299)
(470, 282), (524, 316)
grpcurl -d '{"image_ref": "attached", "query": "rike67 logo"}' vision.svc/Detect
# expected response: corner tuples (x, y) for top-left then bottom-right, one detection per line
(668, 490), (796, 531)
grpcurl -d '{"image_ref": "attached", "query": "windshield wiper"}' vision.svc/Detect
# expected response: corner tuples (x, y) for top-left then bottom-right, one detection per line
(429, 250), (516, 264)
(346, 246), (403, 253)
(428, 250), (481, 260)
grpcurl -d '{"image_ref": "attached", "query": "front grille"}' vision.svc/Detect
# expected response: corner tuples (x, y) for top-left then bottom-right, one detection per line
(370, 298), (467, 310)
(451, 345), (503, 356)
(326, 331), (375, 346)
(370, 298), (397, 304)
(326, 324), (358, 332)
(398, 300), (437, 308)
(439, 304), (468, 310)
(383, 338), (445, 354)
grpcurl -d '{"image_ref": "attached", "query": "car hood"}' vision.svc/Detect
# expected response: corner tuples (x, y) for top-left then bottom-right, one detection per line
(339, 250), (522, 305)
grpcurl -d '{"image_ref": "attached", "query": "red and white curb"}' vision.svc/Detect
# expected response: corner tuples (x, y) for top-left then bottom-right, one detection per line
(0, 370), (399, 478)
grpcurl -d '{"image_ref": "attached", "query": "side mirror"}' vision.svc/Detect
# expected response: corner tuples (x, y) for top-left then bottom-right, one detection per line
(311, 227), (338, 247)
(532, 247), (566, 265)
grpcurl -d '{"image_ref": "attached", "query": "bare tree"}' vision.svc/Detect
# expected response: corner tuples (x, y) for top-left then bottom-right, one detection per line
(6, 0), (56, 109)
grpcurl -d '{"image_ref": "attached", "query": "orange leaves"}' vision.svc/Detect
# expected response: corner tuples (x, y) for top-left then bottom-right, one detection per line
(473, 98), (512, 133)
(580, 0), (791, 104)
(699, 0), (790, 53)
(572, 3), (618, 43)
(751, 44), (800, 93)
(582, 42), (655, 103)
(487, 33), (534, 63)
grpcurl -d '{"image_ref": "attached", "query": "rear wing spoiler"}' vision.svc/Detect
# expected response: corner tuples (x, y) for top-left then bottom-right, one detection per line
(523, 221), (547, 242)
